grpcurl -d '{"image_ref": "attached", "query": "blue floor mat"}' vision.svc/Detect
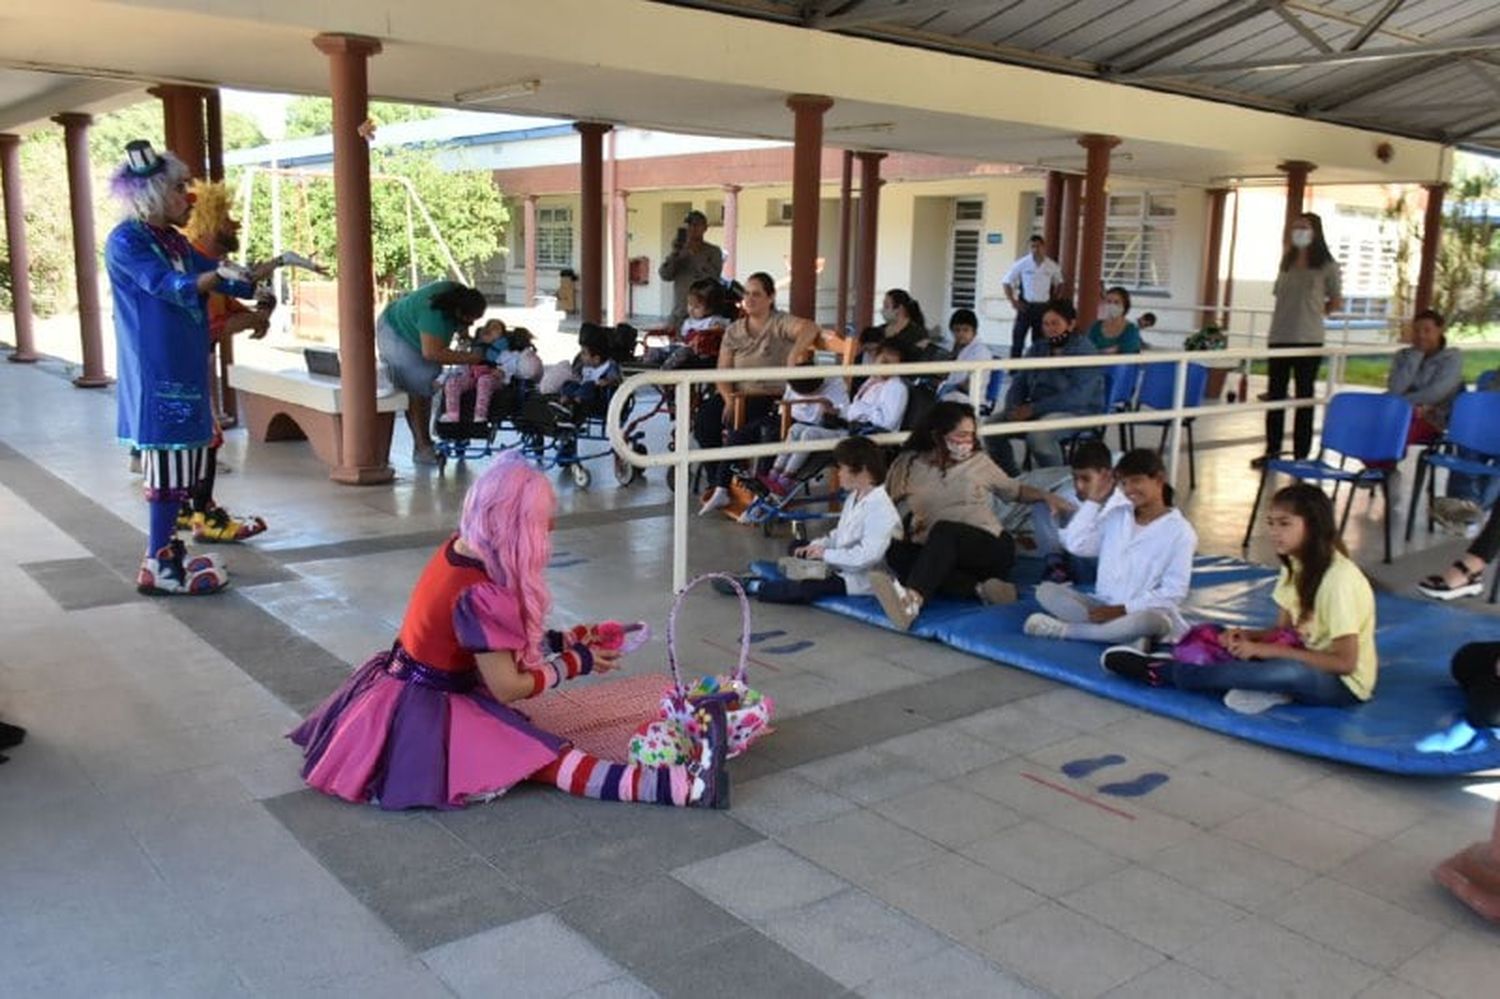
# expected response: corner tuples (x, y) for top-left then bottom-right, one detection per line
(750, 557), (1500, 775)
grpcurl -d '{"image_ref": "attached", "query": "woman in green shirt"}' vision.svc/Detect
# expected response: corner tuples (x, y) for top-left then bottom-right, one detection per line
(376, 281), (489, 464)
(1085, 286), (1142, 355)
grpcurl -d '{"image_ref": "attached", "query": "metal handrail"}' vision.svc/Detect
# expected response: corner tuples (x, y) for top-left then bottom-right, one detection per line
(606, 342), (1413, 591)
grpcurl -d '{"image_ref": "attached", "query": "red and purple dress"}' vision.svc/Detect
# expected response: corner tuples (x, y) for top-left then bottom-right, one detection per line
(290, 537), (568, 809)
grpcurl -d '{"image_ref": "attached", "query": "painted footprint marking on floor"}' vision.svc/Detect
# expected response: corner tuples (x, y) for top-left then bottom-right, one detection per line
(1061, 754), (1126, 779)
(1059, 754), (1170, 798)
(746, 629), (814, 655)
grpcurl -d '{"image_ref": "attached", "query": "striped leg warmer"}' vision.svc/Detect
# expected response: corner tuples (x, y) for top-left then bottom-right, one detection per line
(533, 749), (693, 806)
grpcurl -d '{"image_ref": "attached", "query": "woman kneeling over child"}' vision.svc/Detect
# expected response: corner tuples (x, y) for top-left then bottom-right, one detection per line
(1023, 449), (1196, 649)
(1104, 483), (1376, 709)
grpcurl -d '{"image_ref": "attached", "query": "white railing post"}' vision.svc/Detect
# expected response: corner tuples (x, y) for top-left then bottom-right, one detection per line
(1166, 357), (1187, 487)
(672, 380), (693, 593)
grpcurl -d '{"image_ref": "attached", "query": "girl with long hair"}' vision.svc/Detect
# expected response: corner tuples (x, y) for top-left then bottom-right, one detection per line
(1104, 483), (1376, 709)
(880, 288), (929, 354)
(290, 454), (729, 810)
(1255, 212), (1343, 467)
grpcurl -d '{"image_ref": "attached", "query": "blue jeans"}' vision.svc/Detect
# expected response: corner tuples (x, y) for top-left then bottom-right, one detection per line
(1444, 447), (1500, 508)
(1167, 658), (1361, 707)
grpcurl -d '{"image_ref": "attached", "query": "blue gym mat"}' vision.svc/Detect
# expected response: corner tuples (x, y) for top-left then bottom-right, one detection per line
(749, 555), (1500, 776)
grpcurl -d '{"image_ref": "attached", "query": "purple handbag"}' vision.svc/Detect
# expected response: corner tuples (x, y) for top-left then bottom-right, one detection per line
(1173, 623), (1304, 665)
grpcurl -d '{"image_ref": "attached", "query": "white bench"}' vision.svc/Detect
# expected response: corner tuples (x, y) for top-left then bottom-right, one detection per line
(227, 364), (409, 471)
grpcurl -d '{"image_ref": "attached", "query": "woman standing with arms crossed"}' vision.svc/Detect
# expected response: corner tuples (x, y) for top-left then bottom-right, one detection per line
(1254, 212), (1342, 468)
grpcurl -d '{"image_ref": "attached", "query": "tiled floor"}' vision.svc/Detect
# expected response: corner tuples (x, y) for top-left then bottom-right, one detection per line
(2, 352), (1499, 998)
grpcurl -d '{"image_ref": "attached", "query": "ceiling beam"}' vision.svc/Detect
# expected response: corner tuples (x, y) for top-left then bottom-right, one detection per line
(808, 0), (997, 31)
(1267, 1), (1332, 54)
(1461, 58), (1500, 100)
(1305, 54), (1449, 111)
(1449, 111), (1500, 141)
(1103, 2), (1270, 75)
(1127, 32), (1500, 80)
(1342, 0), (1403, 52)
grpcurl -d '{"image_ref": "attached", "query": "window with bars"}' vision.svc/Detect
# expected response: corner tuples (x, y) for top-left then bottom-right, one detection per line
(1103, 192), (1174, 292)
(1330, 204), (1395, 317)
(948, 199), (984, 310)
(536, 205), (573, 268)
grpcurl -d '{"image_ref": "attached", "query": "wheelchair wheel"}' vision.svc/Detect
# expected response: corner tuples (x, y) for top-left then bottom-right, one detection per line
(571, 463), (592, 489)
(613, 453), (637, 487)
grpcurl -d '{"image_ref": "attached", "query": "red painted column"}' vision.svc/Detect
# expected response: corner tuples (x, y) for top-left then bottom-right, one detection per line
(575, 122), (611, 325)
(611, 188), (629, 323)
(786, 94), (834, 321)
(1414, 183), (1447, 315)
(0, 134), (39, 363)
(1042, 170), (1064, 256)
(53, 114), (111, 387)
(1279, 159), (1316, 237)
(314, 33), (392, 485)
(1058, 173), (1083, 299)
(722, 184), (741, 281)
(206, 90), (225, 182)
(1076, 135), (1120, 329)
(1199, 188), (1230, 329)
(523, 194), (538, 306)
(854, 150), (886, 333)
(835, 152), (853, 333)
(150, 85), (208, 178)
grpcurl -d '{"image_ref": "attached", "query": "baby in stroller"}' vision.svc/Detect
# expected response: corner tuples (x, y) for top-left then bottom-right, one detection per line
(439, 322), (542, 424)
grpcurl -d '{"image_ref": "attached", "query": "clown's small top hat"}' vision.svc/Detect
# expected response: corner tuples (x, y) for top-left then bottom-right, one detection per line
(124, 140), (165, 178)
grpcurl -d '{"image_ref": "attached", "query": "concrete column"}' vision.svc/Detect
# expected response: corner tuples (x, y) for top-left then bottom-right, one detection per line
(314, 32), (392, 485)
(722, 184), (741, 281)
(523, 194), (538, 306)
(1414, 183), (1447, 315)
(854, 150), (886, 333)
(206, 90), (225, 182)
(786, 94), (834, 321)
(0, 134), (39, 363)
(1042, 170), (1064, 256)
(1058, 173), (1083, 297)
(575, 122), (611, 325)
(1198, 188), (1230, 330)
(1076, 135), (1120, 329)
(611, 188), (629, 324)
(149, 85), (208, 179)
(53, 114), (110, 387)
(835, 152), (853, 333)
(1279, 159), (1316, 237)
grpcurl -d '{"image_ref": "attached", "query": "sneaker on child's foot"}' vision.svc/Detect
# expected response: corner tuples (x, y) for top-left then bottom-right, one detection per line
(1101, 646), (1172, 684)
(1043, 553), (1074, 585)
(1023, 612), (1068, 639)
(710, 575), (760, 597)
(175, 503), (195, 532)
(688, 698), (731, 809)
(977, 579), (1017, 605)
(137, 539), (229, 597)
(192, 505), (268, 543)
(869, 570), (920, 631)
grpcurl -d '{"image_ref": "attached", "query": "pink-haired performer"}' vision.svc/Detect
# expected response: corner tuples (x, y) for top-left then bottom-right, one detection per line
(290, 453), (730, 810)
(104, 140), (280, 595)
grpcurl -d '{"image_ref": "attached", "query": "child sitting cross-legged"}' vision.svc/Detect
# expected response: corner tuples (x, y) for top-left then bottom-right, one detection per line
(717, 437), (900, 604)
(1023, 448), (1196, 650)
(1103, 483), (1377, 710)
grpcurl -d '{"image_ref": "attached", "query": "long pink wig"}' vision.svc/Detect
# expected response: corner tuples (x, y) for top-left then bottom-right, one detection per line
(459, 454), (556, 668)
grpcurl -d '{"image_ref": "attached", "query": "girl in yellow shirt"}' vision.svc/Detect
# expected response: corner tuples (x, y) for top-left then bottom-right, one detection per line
(1104, 484), (1375, 707)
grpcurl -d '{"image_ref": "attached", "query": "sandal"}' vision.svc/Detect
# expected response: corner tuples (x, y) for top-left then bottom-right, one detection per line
(1417, 560), (1485, 601)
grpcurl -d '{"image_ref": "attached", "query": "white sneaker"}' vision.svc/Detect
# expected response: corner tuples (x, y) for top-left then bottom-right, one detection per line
(698, 487), (731, 517)
(1223, 689), (1293, 714)
(1023, 613), (1068, 639)
(868, 570), (920, 631)
(976, 579), (1017, 605)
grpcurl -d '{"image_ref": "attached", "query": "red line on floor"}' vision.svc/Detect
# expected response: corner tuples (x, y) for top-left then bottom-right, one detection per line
(700, 637), (783, 673)
(1021, 771), (1137, 820)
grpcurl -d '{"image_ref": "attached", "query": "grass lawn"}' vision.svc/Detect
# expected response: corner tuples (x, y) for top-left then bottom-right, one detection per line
(1247, 348), (1500, 388)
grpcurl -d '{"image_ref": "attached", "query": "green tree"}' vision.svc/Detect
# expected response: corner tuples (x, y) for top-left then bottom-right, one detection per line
(238, 145), (507, 294)
(284, 96), (437, 139)
(1433, 169), (1500, 333)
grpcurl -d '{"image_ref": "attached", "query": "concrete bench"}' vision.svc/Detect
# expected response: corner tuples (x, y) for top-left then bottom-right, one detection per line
(227, 364), (409, 471)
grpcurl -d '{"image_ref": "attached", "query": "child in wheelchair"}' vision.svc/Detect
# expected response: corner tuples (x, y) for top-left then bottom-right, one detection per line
(439, 322), (542, 426)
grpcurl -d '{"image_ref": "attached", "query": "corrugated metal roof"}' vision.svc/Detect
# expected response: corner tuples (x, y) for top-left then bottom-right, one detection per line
(661, 0), (1500, 152)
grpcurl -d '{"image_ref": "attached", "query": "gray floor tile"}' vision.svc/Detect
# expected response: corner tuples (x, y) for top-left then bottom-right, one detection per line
(1266, 877), (1447, 971)
(728, 771), (860, 836)
(779, 809), (943, 888)
(19, 556), (135, 610)
(961, 819), (1127, 897)
(1218, 801), (1377, 872)
(357, 856), (544, 951)
(558, 875), (747, 974)
(1177, 916), (1382, 999)
(432, 783), (586, 856)
(569, 975), (662, 999)
(1148, 830), (1316, 912)
(1392, 926), (1500, 997)
(1061, 866), (1246, 955)
(865, 852), (1044, 947)
(1101, 960), (1239, 999)
(870, 723), (1009, 778)
(857, 944), (1044, 998)
(793, 747), (934, 804)
(974, 902), (1166, 999)
(760, 889), (950, 989)
(423, 913), (626, 999)
(673, 840), (850, 923)
(642, 927), (848, 999)
(872, 781), (1023, 849)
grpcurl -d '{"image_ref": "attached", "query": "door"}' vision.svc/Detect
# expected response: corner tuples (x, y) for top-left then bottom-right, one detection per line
(946, 199), (984, 312)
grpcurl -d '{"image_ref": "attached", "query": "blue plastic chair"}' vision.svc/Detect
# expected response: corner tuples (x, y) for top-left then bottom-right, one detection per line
(980, 369), (1005, 416)
(1241, 392), (1413, 564)
(1131, 361), (1208, 488)
(1102, 362), (1141, 451)
(1405, 392), (1500, 561)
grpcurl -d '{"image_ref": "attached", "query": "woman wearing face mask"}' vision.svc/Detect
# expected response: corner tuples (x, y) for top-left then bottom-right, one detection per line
(868, 401), (1074, 631)
(1254, 212), (1343, 469)
(879, 289), (930, 356)
(1085, 286), (1142, 355)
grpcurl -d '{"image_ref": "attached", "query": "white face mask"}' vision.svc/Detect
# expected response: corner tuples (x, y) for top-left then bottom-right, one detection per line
(946, 442), (973, 462)
(1102, 303), (1123, 320)
(1290, 228), (1314, 249)
(881, 307), (897, 323)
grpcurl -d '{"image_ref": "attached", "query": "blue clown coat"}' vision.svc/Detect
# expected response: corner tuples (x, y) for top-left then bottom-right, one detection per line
(104, 219), (253, 450)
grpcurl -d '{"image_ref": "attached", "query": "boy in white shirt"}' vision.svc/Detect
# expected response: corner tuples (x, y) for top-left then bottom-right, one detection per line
(939, 308), (993, 402)
(721, 438), (900, 603)
(1023, 448), (1197, 647)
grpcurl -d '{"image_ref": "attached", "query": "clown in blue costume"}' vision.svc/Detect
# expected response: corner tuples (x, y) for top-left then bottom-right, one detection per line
(104, 140), (280, 595)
